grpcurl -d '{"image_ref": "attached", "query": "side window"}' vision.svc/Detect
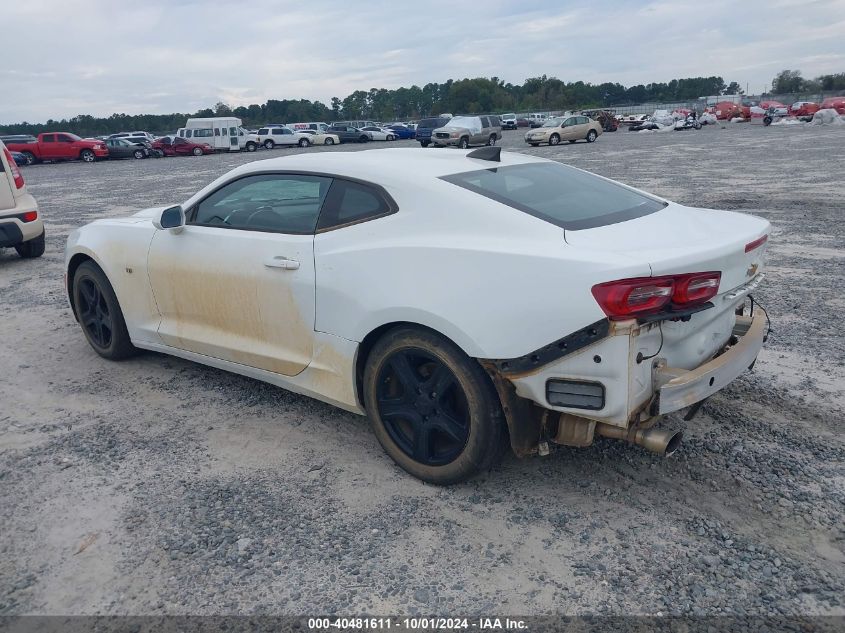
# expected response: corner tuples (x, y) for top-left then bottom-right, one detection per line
(258, 128), (269, 135)
(318, 180), (394, 230)
(192, 174), (333, 234)
(214, 128), (220, 136)
(42, 134), (56, 143)
(564, 118), (576, 127)
(185, 129), (192, 138)
(479, 116), (490, 127)
(229, 127), (237, 136)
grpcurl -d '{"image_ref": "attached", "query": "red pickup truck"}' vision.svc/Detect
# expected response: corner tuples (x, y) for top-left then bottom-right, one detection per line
(7, 133), (109, 165)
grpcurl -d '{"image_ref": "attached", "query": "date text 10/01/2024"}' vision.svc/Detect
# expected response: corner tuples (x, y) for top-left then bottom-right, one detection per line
(308, 618), (528, 630)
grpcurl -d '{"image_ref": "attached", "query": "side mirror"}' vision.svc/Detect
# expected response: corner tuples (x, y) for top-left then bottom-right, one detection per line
(153, 205), (185, 233)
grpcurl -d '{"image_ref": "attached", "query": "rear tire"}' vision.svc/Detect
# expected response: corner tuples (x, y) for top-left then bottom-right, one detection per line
(586, 130), (598, 142)
(21, 151), (36, 165)
(486, 134), (497, 146)
(363, 327), (506, 485)
(264, 140), (275, 149)
(72, 261), (137, 360)
(15, 230), (45, 258)
(420, 141), (430, 147)
(133, 150), (144, 159)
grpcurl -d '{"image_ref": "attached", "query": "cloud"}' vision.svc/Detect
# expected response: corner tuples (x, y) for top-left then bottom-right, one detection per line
(1, 0), (844, 123)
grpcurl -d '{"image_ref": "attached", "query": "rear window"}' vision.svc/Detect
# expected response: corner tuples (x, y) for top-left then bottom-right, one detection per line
(418, 118), (449, 128)
(440, 162), (666, 231)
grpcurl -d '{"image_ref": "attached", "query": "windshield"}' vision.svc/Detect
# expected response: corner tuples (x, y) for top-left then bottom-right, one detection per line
(440, 162), (666, 231)
(417, 118), (449, 128)
(502, 113), (516, 119)
(542, 118), (562, 127)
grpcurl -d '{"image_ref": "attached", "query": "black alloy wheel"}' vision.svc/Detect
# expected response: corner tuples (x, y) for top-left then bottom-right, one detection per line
(375, 348), (470, 467)
(77, 277), (113, 349)
(72, 261), (136, 360)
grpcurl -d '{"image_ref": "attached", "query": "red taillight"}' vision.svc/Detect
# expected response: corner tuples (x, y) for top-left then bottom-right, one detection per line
(745, 235), (768, 252)
(592, 271), (722, 320)
(591, 277), (674, 319)
(21, 210), (38, 222)
(672, 272), (721, 304)
(3, 147), (25, 189)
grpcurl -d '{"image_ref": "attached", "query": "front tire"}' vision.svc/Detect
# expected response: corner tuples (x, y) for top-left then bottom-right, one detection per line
(21, 151), (36, 165)
(192, 147), (203, 156)
(245, 142), (257, 152)
(458, 137), (469, 149)
(549, 133), (560, 145)
(586, 130), (598, 142)
(363, 327), (506, 485)
(420, 141), (430, 147)
(325, 138), (335, 145)
(15, 230), (45, 258)
(79, 149), (95, 162)
(72, 261), (136, 360)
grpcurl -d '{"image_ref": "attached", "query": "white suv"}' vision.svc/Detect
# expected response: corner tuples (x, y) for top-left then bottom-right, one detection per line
(0, 141), (44, 258)
(254, 127), (312, 149)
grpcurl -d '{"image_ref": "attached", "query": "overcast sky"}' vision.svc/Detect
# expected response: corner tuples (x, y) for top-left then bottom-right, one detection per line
(2, 0), (844, 123)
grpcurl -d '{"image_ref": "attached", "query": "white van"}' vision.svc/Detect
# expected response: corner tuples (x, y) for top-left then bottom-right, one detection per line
(177, 117), (249, 151)
(286, 122), (329, 132)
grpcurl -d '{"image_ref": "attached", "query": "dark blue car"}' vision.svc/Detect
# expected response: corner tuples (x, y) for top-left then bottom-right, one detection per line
(415, 117), (451, 147)
(387, 124), (415, 140)
(11, 151), (27, 167)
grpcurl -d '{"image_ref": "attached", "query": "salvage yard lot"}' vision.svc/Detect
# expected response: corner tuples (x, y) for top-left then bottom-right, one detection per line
(1, 124), (843, 616)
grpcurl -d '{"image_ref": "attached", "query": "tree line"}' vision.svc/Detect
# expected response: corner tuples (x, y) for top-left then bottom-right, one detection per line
(2, 71), (841, 137)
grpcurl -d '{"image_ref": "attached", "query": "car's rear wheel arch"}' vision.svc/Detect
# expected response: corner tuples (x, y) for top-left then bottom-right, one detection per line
(354, 322), (489, 410)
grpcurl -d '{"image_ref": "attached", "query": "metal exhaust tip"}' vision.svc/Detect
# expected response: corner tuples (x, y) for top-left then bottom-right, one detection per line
(664, 431), (683, 456)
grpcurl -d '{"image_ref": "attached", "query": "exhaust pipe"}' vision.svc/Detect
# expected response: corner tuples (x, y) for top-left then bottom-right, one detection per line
(595, 423), (683, 456)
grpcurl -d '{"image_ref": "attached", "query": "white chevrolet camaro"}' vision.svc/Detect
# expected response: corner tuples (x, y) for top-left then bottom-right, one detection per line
(65, 147), (769, 484)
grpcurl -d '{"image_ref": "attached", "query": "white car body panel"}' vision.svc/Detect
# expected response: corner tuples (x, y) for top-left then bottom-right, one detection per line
(65, 148), (769, 429)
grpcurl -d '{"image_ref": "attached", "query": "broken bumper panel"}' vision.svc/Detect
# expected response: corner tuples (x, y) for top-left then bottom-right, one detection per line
(654, 308), (767, 415)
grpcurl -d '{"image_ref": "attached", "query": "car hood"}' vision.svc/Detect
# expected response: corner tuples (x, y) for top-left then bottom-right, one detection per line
(132, 206), (170, 219)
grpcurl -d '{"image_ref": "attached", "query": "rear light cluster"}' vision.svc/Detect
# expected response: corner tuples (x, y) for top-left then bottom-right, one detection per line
(2, 147), (25, 189)
(591, 272), (721, 320)
(21, 211), (38, 222)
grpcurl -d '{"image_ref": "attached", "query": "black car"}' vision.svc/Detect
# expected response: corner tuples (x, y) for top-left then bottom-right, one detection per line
(326, 125), (371, 143)
(104, 138), (149, 159)
(415, 117), (451, 147)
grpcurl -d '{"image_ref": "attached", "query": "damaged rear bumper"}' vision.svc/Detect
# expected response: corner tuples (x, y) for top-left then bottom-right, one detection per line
(652, 309), (767, 415)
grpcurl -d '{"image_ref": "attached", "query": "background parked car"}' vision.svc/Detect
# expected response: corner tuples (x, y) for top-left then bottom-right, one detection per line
(0, 141), (44, 259)
(5, 133), (108, 164)
(501, 113), (518, 129)
(415, 117), (451, 147)
(0, 134), (38, 146)
(109, 132), (156, 144)
(105, 137), (150, 159)
(296, 129), (340, 145)
(525, 115), (602, 145)
(326, 125), (372, 143)
(386, 124), (415, 139)
(431, 115), (502, 149)
(10, 151), (28, 166)
(759, 101), (788, 116)
(254, 127), (312, 149)
(581, 109), (618, 132)
(151, 136), (213, 156)
(361, 126), (397, 141)
(789, 102), (820, 117)
(516, 118), (530, 128)
(820, 96), (845, 114)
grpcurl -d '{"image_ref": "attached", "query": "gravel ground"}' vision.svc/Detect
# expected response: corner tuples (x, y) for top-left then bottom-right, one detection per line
(1, 122), (843, 617)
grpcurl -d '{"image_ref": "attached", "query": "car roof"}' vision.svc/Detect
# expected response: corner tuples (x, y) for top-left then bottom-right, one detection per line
(226, 148), (547, 188)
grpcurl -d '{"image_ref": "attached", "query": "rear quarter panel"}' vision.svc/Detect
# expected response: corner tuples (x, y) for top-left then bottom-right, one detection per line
(313, 183), (651, 359)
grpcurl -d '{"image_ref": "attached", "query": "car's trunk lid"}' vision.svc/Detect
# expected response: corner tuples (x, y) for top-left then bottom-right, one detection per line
(564, 203), (770, 295)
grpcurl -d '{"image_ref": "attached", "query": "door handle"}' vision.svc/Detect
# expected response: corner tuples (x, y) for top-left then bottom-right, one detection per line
(264, 256), (300, 270)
